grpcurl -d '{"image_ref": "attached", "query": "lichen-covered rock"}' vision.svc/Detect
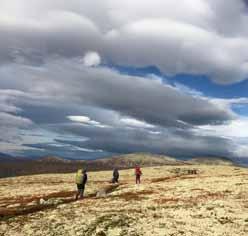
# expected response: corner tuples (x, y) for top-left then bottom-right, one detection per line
(39, 198), (47, 205)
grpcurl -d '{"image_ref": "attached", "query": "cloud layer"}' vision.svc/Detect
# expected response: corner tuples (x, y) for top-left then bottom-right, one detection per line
(0, 0), (248, 160)
(0, 57), (241, 159)
(1, 0), (248, 83)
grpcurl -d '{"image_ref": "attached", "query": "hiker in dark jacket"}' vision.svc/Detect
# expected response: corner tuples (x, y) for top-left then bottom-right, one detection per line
(112, 168), (119, 183)
(75, 169), (88, 200)
(135, 166), (142, 184)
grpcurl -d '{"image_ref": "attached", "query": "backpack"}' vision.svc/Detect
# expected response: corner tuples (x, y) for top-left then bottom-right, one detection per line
(75, 169), (83, 184)
(135, 167), (142, 175)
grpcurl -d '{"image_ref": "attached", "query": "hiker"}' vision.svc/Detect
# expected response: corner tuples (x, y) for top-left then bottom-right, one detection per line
(112, 168), (119, 183)
(75, 169), (87, 200)
(135, 166), (142, 184)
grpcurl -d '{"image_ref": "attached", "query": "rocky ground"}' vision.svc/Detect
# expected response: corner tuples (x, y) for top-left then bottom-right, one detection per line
(0, 165), (248, 236)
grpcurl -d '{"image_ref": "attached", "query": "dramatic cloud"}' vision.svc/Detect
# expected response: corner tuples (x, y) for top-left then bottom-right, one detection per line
(0, 112), (32, 128)
(0, 0), (248, 162)
(54, 122), (234, 158)
(68, 115), (100, 125)
(0, 90), (33, 145)
(0, 55), (242, 159)
(0, 59), (234, 128)
(67, 115), (107, 128)
(1, 0), (248, 83)
(120, 118), (155, 129)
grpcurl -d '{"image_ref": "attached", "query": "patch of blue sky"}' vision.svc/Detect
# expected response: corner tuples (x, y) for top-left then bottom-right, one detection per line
(172, 74), (248, 99)
(110, 64), (248, 99)
(231, 103), (248, 116)
(108, 64), (162, 78)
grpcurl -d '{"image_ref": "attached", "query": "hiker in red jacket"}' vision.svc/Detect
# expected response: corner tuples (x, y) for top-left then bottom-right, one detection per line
(135, 166), (142, 184)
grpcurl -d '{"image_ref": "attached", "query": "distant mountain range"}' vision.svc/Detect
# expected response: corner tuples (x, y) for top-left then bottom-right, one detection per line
(187, 156), (235, 166)
(0, 152), (14, 159)
(0, 152), (35, 161)
(36, 156), (72, 163)
(0, 152), (237, 178)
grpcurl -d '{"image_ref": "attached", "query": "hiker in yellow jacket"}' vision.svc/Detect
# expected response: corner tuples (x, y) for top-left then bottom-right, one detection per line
(75, 169), (87, 200)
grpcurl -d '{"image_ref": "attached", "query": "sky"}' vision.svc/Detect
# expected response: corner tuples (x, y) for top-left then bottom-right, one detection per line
(1, 0), (248, 162)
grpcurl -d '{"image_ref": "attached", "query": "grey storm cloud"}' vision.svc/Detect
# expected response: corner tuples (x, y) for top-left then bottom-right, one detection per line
(1, 0), (248, 83)
(0, 59), (237, 158)
(0, 60), (234, 127)
(23, 141), (108, 160)
(0, 90), (33, 143)
(52, 123), (234, 158)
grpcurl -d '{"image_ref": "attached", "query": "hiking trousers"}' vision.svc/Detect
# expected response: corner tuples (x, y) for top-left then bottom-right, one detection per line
(136, 174), (141, 184)
(76, 184), (85, 199)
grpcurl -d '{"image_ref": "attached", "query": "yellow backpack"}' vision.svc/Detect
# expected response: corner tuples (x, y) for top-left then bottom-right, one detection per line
(75, 169), (83, 184)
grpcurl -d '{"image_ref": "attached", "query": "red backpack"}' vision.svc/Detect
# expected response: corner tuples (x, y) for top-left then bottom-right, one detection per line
(135, 167), (142, 175)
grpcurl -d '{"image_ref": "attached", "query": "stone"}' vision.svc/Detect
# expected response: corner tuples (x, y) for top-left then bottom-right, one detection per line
(39, 198), (47, 205)
(96, 189), (107, 198)
(6, 203), (21, 208)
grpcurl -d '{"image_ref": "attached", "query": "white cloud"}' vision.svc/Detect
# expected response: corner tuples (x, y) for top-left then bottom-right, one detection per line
(82, 51), (101, 67)
(149, 131), (161, 135)
(68, 115), (97, 124)
(0, 111), (33, 147)
(120, 117), (155, 129)
(67, 115), (107, 128)
(49, 142), (103, 152)
(192, 115), (248, 158)
(0, 112), (32, 128)
(1, 0), (248, 83)
(174, 82), (203, 97)
(233, 144), (248, 158)
(68, 115), (99, 125)
(198, 118), (248, 139)
(192, 96), (248, 139)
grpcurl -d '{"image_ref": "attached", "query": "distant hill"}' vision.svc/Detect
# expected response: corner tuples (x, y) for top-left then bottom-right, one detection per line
(91, 153), (183, 169)
(0, 152), (14, 160)
(37, 156), (73, 163)
(0, 153), (27, 162)
(0, 152), (183, 178)
(0, 152), (237, 178)
(187, 156), (234, 166)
